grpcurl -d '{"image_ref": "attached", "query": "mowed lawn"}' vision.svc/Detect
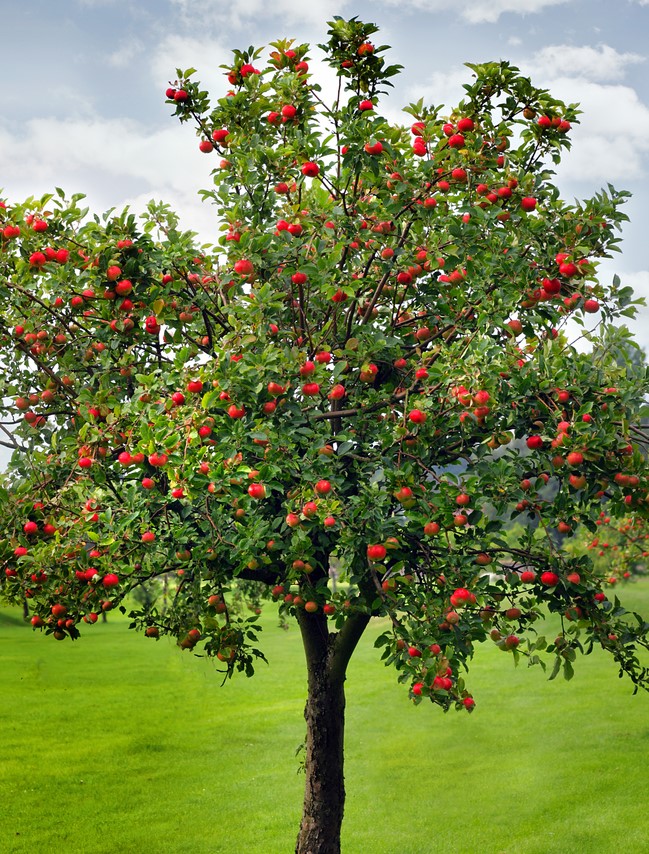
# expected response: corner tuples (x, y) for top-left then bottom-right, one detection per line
(2, 582), (649, 854)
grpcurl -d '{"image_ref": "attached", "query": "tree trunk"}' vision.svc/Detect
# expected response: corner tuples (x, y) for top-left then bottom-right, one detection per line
(295, 610), (370, 854)
(296, 651), (346, 853)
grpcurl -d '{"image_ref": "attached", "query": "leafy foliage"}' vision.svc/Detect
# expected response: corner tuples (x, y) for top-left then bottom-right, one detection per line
(2, 18), (649, 711)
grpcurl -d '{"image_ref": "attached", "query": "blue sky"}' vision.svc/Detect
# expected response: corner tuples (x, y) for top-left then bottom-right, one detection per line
(2, 0), (648, 350)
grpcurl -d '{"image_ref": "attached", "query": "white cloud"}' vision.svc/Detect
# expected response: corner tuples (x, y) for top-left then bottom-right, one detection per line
(0, 112), (224, 255)
(379, 0), (570, 24)
(7, 118), (192, 186)
(529, 76), (649, 186)
(533, 44), (645, 83)
(620, 270), (649, 296)
(514, 45), (649, 189)
(150, 34), (232, 94)
(168, 0), (349, 31)
(0, 115), (214, 220)
(404, 67), (469, 116)
(107, 36), (145, 69)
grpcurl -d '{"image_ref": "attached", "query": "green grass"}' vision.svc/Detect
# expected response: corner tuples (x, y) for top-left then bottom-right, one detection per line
(2, 583), (649, 853)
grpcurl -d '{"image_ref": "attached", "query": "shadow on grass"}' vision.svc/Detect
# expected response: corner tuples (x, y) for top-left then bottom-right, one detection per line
(0, 610), (28, 629)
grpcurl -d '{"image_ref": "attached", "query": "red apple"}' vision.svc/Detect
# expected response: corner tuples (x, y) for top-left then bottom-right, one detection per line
(364, 141), (383, 155)
(148, 452), (168, 467)
(248, 483), (266, 499)
(559, 261), (578, 278)
(328, 384), (346, 400)
(234, 259), (254, 276)
(115, 279), (133, 296)
(302, 501), (318, 518)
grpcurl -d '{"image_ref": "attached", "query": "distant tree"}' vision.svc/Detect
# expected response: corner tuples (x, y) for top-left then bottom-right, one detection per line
(2, 17), (649, 853)
(566, 511), (649, 582)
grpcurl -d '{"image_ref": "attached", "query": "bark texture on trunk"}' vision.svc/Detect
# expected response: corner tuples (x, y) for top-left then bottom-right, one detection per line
(295, 610), (370, 854)
(296, 657), (346, 854)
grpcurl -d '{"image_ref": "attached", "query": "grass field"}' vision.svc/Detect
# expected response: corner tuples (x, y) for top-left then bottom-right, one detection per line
(2, 582), (649, 854)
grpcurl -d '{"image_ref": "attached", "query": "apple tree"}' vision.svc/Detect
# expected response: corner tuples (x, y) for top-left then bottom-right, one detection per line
(2, 17), (649, 854)
(565, 510), (649, 583)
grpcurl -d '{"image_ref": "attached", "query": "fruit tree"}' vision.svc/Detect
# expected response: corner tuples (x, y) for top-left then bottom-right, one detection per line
(2, 17), (649, 854)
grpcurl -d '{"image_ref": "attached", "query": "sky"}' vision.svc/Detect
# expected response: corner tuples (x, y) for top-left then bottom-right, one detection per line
(1, 0), (648, 348)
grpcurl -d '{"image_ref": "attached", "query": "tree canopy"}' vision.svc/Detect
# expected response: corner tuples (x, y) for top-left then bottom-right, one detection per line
(2, 17), (649, 850)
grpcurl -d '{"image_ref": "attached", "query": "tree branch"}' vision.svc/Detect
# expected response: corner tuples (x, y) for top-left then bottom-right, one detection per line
(329, 611), (371, 683)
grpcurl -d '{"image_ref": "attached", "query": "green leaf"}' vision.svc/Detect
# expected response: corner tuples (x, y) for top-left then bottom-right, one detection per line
(563, 659), (575, 681)
(548, 656), (561, 681)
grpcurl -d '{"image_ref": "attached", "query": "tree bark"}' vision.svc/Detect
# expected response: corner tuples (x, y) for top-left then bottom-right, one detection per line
(295, 610), (370, 854)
